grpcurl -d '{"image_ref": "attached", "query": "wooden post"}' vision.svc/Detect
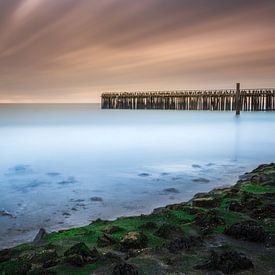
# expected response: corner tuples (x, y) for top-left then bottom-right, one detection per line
(236, 83), (241, 115)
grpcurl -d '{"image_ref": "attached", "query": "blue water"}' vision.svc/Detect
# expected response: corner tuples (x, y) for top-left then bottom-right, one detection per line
(0, 104), (274, 248)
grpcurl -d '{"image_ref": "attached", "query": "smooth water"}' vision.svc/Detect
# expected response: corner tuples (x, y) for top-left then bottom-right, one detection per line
(0, 104), (275, 248)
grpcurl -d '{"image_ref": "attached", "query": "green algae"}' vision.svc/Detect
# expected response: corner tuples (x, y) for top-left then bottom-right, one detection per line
(240, 183), (275, 193)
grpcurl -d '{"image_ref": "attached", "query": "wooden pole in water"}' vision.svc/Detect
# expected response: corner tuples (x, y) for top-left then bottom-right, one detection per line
(236, 82), (241, 115)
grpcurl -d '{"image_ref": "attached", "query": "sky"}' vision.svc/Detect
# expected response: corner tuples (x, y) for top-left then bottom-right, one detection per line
(0, 0), (275, 103)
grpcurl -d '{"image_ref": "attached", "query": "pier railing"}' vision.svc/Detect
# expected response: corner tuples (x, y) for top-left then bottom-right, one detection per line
(101, 87), (275, 112)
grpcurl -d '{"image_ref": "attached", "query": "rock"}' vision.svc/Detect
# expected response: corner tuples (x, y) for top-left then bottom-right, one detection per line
(152, 207), (165, 214)
(165, 203), (186, 211)
(183, 206), (201, 215)
(139, 221), (158, 230)
(62, 212), (71, 216)
(262, 179), (275, 187)
(31, 249), (58, 264)
(195, 210), (225, 233)
(112, 262), (139, 275)
(64, 242), (100, 266)
(162, 188), (180, 193)
(192, 178), (210, 183)
(0, 259), (32, 275)
(42, 258), (59, 268)
(120, 232), (148, 250)
(64, 242), (99, 258)
(33, 228), (47, 244)
(224, 188), (240, 198)
(0, 248), (11, 263)
(104, 225), (123, 234)
(101, 251), (123, 263)
(163, 236), (202, 253)
(155, 223), (183, 239)
(265, 233), (275, 247)
(90, 196), (103, 202)
(138, 173), (150, 177)
(228, 201), (243, 212)
(251, 174), (270, 185)
(97, 233), (117, 247)
(192, 197), (220, 208)
(193, 192), (208, 199)
(251, 203), (275, 219)
(195, 250), (253, 274)
(224, 221), (268, 242)
(241, 193), (261, 210)
(66, 254), (85, 267)
(0, 210), (14, 218)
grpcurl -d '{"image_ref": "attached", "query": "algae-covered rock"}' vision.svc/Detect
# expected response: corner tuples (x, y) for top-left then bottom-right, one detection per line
(228, 201), (243, 212)
(195, 210), (224, 233)
(0, 259), (32, 275)
(192, 196), (220, 208)
(97, 233), (117, 247)
(33, 228), (47, 244)
(64, 242), (100, 266)
(195, 250), (253, 274)
(224, 221), (268, 242)
(251, 203), (275, 219)
(31, 249), (58, 264)
(0, 248), (11, 263)
(241, 193), (261, 210)
(65, 254), (85, 267)
(64, 242), (97, 258)
(120, 232), (148, 250)
(112, 262), (139, 275)
(104, 225), (124, 234)
(155, 223), (183, 239)
(139, 221), (158, 230)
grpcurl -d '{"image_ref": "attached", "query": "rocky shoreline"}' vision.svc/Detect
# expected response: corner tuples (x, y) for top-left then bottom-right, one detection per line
(0, 163), (274, 274)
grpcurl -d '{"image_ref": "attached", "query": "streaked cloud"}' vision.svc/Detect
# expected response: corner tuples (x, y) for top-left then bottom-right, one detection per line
(0, 0), (274, 102)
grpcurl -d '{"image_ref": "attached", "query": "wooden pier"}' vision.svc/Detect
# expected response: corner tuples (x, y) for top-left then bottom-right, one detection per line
(101, 84), (275, 112)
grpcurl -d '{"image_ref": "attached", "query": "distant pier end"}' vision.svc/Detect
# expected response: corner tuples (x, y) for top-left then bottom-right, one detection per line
(101, 85), (275, 111)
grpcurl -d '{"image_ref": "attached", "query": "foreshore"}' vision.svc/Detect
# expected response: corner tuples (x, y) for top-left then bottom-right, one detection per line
(0, 163), (274, 274)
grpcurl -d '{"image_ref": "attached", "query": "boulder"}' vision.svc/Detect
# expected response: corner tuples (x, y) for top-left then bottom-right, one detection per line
(195, 250), (253, 274)
(120, 232), (148, 250)
(224, 221), (268, 242)
(33, 228), (47, 244)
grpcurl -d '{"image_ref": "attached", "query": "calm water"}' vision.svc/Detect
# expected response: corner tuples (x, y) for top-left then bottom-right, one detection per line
(0, 104), (275, 248)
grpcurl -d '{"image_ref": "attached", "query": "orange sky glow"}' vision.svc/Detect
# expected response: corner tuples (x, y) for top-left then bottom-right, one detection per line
(0, 0), (275, 103)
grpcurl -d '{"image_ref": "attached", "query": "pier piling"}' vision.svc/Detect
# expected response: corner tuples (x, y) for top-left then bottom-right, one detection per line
(101, 84), (275, 111)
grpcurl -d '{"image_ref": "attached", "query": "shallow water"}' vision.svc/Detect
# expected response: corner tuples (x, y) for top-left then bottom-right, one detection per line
(0, 104), (275, 248)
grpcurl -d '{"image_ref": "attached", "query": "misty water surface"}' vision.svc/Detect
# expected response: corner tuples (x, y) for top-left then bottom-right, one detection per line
(0, 104), (274, 248)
